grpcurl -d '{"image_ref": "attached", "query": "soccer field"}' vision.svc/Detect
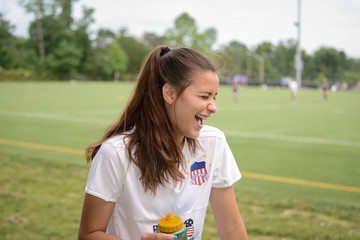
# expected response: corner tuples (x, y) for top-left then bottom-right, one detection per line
(0, 81), (359, 239)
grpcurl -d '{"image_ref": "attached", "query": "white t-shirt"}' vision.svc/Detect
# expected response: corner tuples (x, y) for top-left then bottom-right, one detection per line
(85, 125), (241, 240)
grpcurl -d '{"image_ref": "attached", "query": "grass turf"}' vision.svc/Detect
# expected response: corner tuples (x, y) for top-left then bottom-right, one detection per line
(0, 81), (359, 239)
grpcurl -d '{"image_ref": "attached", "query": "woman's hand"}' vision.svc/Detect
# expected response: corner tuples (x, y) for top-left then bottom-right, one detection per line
(141, 232), (176, 240)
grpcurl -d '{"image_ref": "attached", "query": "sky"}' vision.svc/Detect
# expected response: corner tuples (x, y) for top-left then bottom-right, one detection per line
(1, 0), (360, 58)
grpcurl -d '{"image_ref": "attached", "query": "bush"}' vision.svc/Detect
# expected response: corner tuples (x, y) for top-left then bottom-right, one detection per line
(0, 67), (57, 81)
(343, 71), (360, 86)
(0, 67), (35, 81)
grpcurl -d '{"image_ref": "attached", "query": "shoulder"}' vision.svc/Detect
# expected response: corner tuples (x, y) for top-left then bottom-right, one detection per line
(105, 134), (128, 149)
(103, 128), (135, 151)
(198, 125), (226, 142)
(97, 134), (128, 158)
(197, 126), (231, 152)
(91, 134), (131, 173)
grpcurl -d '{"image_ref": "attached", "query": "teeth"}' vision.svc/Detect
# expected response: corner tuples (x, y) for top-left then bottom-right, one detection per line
(195, 115), (202, 125)
(195, 114), (205, 126)
(196, 114), (208, 120)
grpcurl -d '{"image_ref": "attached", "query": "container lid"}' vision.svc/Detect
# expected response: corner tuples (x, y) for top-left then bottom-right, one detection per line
(158, 213), (184, 233)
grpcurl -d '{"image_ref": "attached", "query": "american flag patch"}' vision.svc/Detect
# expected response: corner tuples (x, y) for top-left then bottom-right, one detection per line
(186, 225), (194, 238)
(190, 161), (208, 185)
(184, 218), (194, 238)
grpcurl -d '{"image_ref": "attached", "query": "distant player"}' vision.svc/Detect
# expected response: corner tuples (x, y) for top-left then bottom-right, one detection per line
(232, 75), (239, 101)
(321, 77), (329, 100)
(288, 78), (298, 104)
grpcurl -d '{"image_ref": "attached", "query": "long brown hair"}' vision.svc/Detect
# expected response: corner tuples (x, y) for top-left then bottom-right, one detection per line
(86, 46), (217, 193)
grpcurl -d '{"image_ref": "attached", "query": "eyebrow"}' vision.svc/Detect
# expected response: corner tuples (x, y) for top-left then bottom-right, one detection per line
(200, 91), (218, 95)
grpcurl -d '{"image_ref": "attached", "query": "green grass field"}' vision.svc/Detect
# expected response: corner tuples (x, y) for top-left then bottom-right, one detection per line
(0, 81), (359, 240)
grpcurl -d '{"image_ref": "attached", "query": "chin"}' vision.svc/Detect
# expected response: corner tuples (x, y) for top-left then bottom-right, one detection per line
(186, 131), (201, 139)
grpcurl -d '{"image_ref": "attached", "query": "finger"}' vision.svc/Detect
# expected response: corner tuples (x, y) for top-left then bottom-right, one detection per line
(141, 232), (176, 240)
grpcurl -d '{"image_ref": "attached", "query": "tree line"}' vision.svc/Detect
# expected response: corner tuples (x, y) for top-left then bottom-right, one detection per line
(1, 0), (359, 87)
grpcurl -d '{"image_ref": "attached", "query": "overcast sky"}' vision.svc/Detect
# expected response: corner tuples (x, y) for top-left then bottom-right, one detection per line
(1, 0), (360, 58)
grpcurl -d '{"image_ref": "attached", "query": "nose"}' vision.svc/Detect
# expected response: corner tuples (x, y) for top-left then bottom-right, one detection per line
(208, 100), (217, 114)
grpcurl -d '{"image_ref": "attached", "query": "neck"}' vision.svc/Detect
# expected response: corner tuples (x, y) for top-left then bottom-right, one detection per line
(177, 136), (185, 150)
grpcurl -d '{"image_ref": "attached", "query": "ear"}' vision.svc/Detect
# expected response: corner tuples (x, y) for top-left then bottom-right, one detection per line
(162, 83), (177, 105)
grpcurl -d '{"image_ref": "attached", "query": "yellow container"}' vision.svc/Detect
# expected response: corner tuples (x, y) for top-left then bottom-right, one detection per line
(157, 213), (188, 239)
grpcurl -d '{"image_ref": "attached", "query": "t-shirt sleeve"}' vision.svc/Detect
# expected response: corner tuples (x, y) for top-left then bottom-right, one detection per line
(85, 141), (124, 202)
(211, 134), (241, 188)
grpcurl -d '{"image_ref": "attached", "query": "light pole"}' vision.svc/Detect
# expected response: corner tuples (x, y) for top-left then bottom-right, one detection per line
(294, 0), (303, 87)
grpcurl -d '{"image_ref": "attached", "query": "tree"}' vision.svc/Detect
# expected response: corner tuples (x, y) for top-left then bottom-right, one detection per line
(164, 13), (196, 48)
(191, 27), (217, 53)
(217, 41), (247, 76)
(73, 6), (95, 74)
(22, 0), (94, 79)
(89, 48), (111, 80)
(253, 42), (276, 82)
(164, 13), (217, 53)
(87, 28), (116, 80)
(107, 41), (129, 77)
(340, 57), (360, 85)
(302, 51), (316, 83)
(56, 0), (78, 30)
(18, 0), (50, 63)
(29, 14), (65, 57)
(314, 47), (347, 81)
(0, 14), (17, 69)
(273, 39), (297, 78)
(13, 37), (39, 71)
(142, 32), (164, 50)
(46, 39), (82, 79)
(117, 29), (149, 74)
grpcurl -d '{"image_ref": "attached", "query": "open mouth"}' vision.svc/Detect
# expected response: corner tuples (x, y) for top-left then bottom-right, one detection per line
(195, 115), (204, 127)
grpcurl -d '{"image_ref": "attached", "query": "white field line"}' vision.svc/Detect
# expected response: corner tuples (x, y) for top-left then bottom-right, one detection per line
(224, 130), (360, 148)
(53, 108), (122, 115)
(1, 110), (359, 148)
(218, 105), (283, 111)
(0, 110), (110, 125)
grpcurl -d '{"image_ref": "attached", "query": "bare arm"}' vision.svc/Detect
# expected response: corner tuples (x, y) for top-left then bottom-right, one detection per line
(78, 193), (175, 240)
(210, 186), (248, 240)
(78, 193), (119, 240)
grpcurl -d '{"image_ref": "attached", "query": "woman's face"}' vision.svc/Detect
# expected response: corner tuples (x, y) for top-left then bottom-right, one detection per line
(166, 70), (219, 145)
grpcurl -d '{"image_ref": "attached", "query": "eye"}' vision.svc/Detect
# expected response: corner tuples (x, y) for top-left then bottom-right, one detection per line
(201, 96), (209, 99)
(213, 93), (218, 101)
